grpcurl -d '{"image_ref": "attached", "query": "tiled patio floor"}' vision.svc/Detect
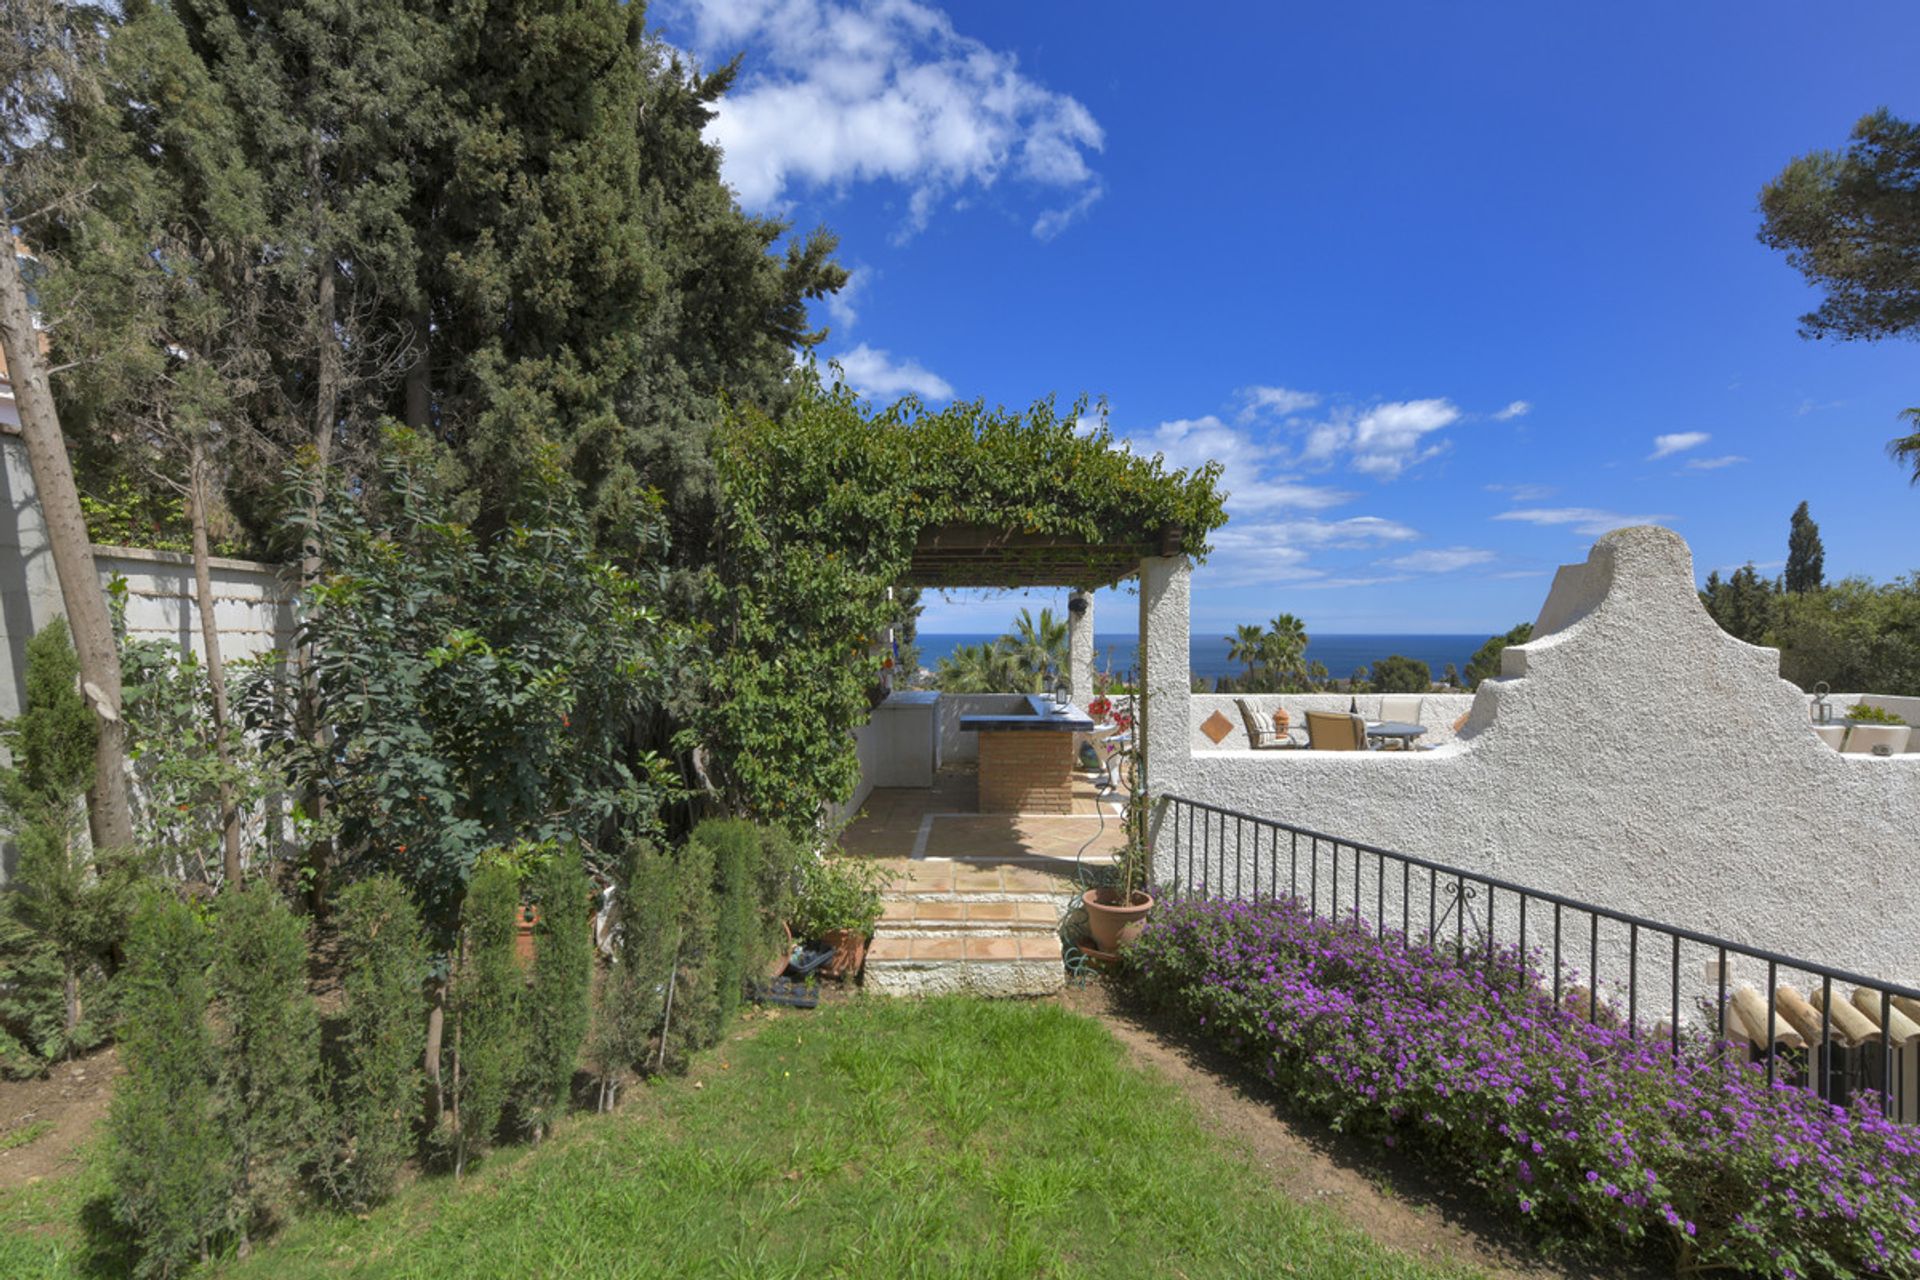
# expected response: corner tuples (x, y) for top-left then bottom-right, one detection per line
(843, 764), (1125, 996)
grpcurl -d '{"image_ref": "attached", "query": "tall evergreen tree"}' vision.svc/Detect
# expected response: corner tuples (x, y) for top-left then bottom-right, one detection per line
(1785, 501), (1826, 594)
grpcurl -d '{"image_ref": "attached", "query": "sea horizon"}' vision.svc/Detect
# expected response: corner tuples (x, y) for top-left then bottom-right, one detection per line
(911, 631), (1490, 683)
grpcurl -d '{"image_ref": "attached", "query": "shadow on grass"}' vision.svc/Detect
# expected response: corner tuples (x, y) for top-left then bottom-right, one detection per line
(73, 1193), (136, 1279)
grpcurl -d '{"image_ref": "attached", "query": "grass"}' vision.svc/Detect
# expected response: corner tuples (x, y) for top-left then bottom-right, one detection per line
(0, 1119), (53, 1153)
(0, 997), (1480, 1279)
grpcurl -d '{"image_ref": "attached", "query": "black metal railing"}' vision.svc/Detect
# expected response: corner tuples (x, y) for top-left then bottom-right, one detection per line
(1155, 794), (1920, 1119)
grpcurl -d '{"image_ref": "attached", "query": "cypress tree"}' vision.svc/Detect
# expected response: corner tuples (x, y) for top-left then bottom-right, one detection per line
(209, 882), (319, 1250)
(326, 874), (427, 1211)
(444, 862), (522, 1176)
(696, 820), (759, 1031)
(519, 849), (592, 1140)
(1786, 501), (1826, 594)
(109, 889), (228, 1279)
(0, 619), (131, 1060)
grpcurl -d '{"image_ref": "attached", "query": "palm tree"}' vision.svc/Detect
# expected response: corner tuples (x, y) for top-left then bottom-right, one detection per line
(1226, 623), (1267, 684)
(1261, 613), (1309, 689)
(1890, 407), (1920, 483)
(934, 642), (1024, 693)
(1003, 607), (1068, 690)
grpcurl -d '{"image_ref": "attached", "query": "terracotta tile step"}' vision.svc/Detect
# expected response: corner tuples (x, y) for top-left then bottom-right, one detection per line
(865, 933), (1065, 964)
(879, 900), (1063, 925)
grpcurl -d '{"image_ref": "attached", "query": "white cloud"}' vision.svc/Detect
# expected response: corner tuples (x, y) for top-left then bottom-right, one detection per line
(1347, 398), (1463, 477)
(1264, 516), (1421, 548)
(1484, 482), (1556, 502)
(1238, 385), (1321, 419)
(1492, 400), (1531, 421)
(1129, 416), (1351, 514)
(1386, 546), (1497, 573)
(830, 343), (953, 401)
(666, 0), (1103, 240)
(1648, 431), (1709, 460)
(1683, 454), (1747, 471)
(824, 266), (866, 332)
(1191, 516), (1419, 588)
(1494, 508), (1672, 537)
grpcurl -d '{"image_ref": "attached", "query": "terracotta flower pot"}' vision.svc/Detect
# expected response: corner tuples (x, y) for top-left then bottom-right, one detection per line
(514, 903), (539, 967)
(820, 928), (868, 978)
(1082, 888), (1152, 953)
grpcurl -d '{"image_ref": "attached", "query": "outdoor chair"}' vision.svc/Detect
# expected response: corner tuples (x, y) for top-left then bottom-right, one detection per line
(1304, 709), (1367, 750)
(1377, 694), (1424, 724)
(1234, 698), (1294, 750)
(1842, 724), (1912, 757)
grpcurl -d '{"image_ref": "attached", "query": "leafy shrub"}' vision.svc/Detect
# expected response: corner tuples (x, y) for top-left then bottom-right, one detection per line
(255, 433), (683, 941)
(1846, 702), (1907, 725)
(520, 849), (592, 1138)
(324, 875), (427, 1210)
(120, 635), (280, 891)
(791, 856), (891, 941)
(210, 882), (320, 1246)
(442, 862), (523, 1176)
(0, 618), (131, 1066)
(109, 889), (229, 1279)
(1124, 896), (1920, 1278)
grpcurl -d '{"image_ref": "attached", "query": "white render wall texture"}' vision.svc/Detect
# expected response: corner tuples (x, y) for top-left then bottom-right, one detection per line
(1150, 526), (1920, 994)
(0, 437), (296, 726)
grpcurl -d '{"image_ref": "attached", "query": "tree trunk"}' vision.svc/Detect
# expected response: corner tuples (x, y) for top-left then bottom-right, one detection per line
(188, 438), (244, 889)
(404, 306), (430, 430)
(0, 215), (136, 856)
(61, 964), (78, 1056)
(424, 977), (446, 1127)
(298, 139), (340, 911)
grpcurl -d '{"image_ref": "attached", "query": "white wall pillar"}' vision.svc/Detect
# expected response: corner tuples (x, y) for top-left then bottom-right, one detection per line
(1067, 590), (1094, 700)
(1137, 556), (1191, 800)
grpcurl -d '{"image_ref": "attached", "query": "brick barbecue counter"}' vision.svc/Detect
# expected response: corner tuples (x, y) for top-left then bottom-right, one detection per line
(959, 695), (1094, 813)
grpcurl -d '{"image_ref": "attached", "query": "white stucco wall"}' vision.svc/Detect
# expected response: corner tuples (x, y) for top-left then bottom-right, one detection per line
(1189, 692), (1476, 753)
(1152, 526), (1920, 999)
(1, 433), (301, 881)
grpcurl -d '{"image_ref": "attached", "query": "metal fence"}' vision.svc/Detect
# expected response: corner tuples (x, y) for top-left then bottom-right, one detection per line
(1155, 794), (1920, 1120)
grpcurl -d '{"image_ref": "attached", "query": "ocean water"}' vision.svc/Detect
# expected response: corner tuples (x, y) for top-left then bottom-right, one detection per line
(914, 633), (1489, 684)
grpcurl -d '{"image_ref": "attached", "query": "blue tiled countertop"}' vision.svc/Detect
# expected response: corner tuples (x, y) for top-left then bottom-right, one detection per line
(958, 694), (1094, 733)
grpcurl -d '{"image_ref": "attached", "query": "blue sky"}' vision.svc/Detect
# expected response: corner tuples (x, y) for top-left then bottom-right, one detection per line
(658, 1), (1920, 638)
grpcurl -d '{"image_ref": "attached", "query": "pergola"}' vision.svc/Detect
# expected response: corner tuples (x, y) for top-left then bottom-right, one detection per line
(904, 523), (1187, 591)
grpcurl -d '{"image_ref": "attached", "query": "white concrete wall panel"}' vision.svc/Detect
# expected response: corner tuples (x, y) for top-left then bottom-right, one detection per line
(1156, 526), (1920, 992)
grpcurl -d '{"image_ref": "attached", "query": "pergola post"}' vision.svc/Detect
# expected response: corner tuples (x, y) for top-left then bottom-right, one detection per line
(1138, 555), (1191, 801)
(1067, 591), (1094, 701)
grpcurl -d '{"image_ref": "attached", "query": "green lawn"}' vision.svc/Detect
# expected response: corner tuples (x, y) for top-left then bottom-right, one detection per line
(0, 997), (1478, 1279)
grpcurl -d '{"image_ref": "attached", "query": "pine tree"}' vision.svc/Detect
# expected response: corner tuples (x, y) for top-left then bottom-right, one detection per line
(1786, 501), (1826, 594)
(109, 890), (228, 1279)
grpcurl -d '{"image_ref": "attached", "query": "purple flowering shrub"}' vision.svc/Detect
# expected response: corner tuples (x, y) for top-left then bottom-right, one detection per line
(1122, 895), (1920, 1278)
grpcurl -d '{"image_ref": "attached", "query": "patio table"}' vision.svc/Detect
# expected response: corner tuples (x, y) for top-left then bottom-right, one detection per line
(1365, 720), (1427, 749)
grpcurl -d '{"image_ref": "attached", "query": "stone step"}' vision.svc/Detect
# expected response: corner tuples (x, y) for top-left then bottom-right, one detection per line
(864, 931), (1066, 998)
(878, 899), (1061, 933)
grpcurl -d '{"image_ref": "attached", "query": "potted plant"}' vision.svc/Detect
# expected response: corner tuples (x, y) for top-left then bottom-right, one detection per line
(792, 856), (892, 977)
(1845, 703), (1906, 725)
(1082, 688), (1154, 954)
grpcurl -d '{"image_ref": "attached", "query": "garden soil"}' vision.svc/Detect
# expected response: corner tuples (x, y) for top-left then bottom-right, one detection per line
(0, 1048), (119, 1188)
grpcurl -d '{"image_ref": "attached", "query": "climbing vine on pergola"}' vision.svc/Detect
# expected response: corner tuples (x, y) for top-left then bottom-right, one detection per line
(699, 378), (1227, 831)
